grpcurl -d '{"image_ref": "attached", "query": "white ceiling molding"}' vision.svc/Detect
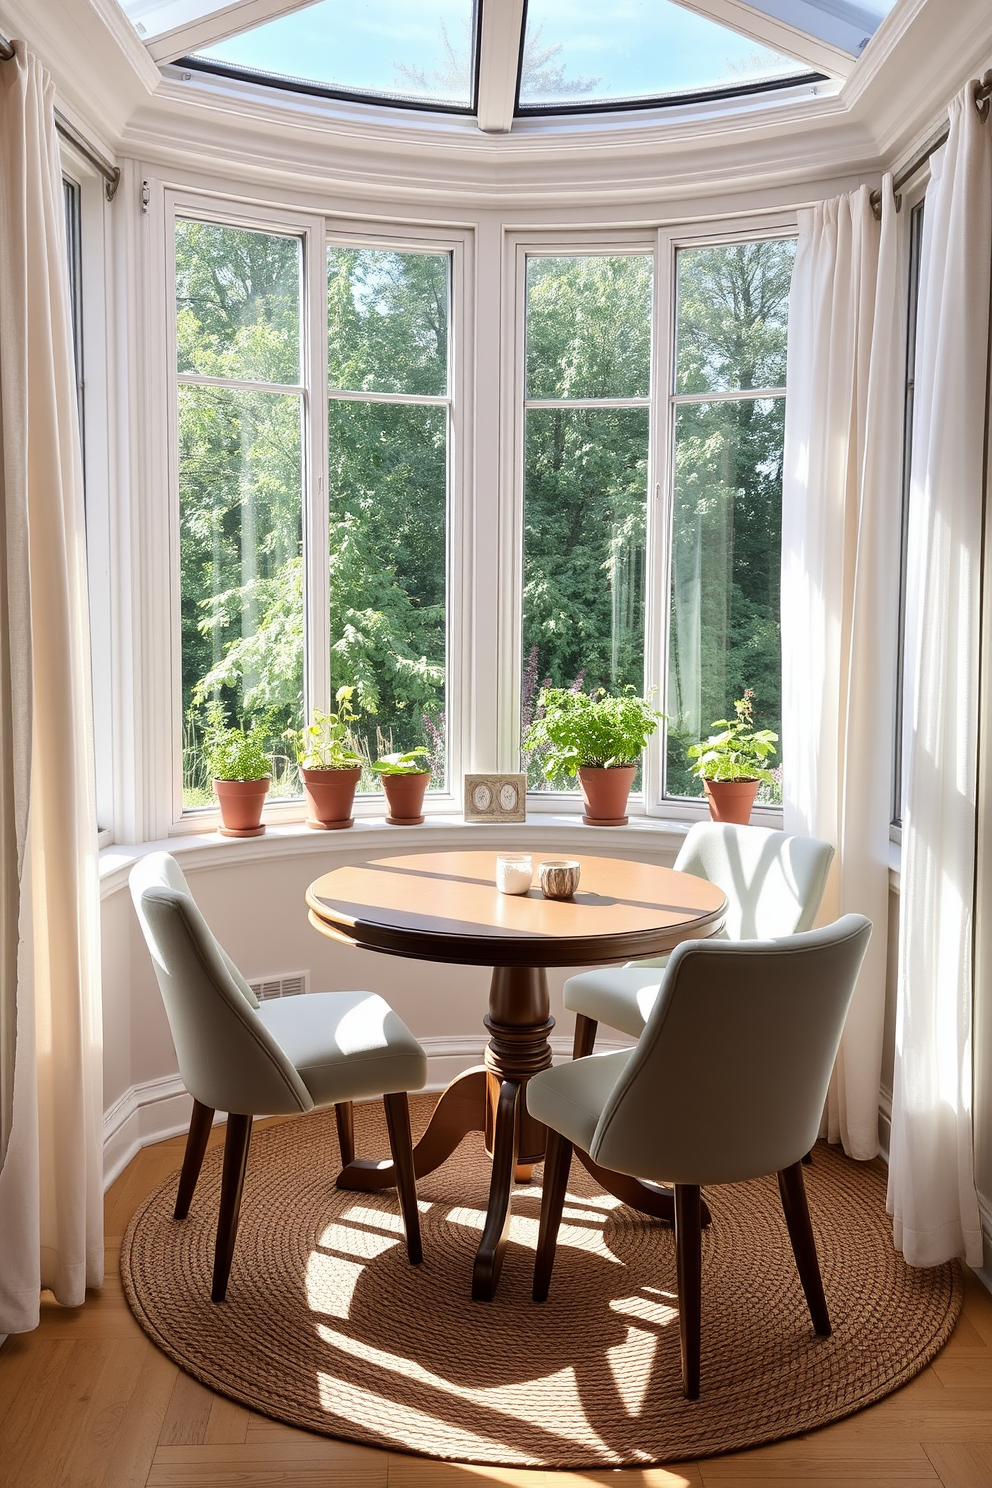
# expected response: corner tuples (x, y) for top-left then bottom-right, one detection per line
(0, 0), (160, 140)
(674, 0), (856, 78)
(146, 0), (321, 64)
(476, 0), (525, 133)
(123, 70), (873, 209)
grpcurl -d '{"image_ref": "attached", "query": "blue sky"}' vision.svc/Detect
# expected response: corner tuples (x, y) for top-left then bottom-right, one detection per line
(196, 0), (817, 106)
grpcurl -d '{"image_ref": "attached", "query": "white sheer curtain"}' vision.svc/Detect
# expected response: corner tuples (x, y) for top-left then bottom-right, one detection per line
(781, 182), (902, 1160)
(887, 85), (990, 1269)
(0, 42), (104, 1335)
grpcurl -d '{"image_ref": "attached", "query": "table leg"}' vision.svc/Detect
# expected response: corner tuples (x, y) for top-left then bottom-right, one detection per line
(471, 1077), (520, 1301)
(573, 1148), (712, 1228)
(336, 1065), (488, 1192)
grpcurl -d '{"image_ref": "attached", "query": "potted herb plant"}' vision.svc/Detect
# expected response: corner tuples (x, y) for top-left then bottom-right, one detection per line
(371, 747), (431, 825)
(286, 687), (366, 830)
(202, 708), (272, 838)
(523, 686), (662, 826)
(686, 689), (778, 825)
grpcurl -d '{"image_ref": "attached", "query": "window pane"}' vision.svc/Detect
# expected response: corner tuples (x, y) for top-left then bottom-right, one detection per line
(193, 0), (478, 110)
(526, 256), (652, 401)
(175, 220), (301, 386)
(519, 0), (811, 111)
(328, 248), (448, 397)
(180, 386), (304, 808)
(522, 407), (648, 788)
(675, 240), (794, 394)
(328, 400), (447, 790)
(666, 398), (783, 801)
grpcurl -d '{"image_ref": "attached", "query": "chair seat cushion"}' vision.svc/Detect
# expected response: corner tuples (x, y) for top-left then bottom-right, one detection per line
(527, 1050), (633, 1153)
(562, 967), (668, 1038)
(257, 991), (427, 1107)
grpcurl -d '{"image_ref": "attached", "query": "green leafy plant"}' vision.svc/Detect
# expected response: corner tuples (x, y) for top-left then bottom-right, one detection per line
(686, 690), (778, 784)
(523, 686), (662, 780)
(371, 747), (431, 776)
(202, 706), (272, 782)
(286, 687), (366, 771)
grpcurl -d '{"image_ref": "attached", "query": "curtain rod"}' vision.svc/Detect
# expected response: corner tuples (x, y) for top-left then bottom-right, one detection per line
(870, 70), (992, 218)
(0, 31), (121, 201)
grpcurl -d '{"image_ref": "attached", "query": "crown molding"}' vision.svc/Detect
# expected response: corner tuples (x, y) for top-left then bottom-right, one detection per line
(0, 0), (158, 143)
(120, 70), (877, 208)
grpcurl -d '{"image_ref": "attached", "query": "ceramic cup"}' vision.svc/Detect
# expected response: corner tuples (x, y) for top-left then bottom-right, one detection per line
(496, 854), (533, 895)
(539, 859), (581, 899)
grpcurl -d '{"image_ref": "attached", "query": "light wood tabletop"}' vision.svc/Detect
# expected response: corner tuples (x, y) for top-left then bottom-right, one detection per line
(306, 849), (727, 1299)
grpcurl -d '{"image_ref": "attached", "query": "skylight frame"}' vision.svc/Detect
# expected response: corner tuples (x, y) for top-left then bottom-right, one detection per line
(178, 0), (485, 117)
(511, 0), (825, 118)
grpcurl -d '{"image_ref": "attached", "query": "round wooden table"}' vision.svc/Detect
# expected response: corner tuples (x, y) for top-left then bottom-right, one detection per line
(306, 849), (726, 1299)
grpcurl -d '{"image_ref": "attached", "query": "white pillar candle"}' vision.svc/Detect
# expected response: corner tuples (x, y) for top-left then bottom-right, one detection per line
(496, 854), (533, 894)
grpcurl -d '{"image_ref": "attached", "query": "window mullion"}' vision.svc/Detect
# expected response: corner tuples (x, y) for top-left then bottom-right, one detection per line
(307, 218), (330, 720)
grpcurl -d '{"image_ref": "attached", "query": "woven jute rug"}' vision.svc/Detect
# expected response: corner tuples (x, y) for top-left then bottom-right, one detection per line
(121, 1096), (962, 1468)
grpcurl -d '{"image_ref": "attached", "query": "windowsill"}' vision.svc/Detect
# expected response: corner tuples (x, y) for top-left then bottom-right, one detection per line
(98, 809), (702, 899)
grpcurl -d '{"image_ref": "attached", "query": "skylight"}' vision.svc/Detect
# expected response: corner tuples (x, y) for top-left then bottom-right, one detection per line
(187, 0), (480, 111)
(518, 0), (815, 112)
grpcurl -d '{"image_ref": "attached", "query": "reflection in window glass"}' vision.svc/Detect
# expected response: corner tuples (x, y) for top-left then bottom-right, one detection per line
(176, 221), (305, 808)
(327, 247), (451, 791)
(194, 0), (478, 110)
(518, 0), (810, 111)
(666, 240), (794, 804)
(521, 253), (652, 790)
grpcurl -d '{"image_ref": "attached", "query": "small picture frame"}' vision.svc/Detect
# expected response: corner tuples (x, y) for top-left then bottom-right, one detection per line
(463, 773), (527, 823)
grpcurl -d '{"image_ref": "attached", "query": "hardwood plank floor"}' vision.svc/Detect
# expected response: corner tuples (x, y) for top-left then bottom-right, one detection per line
(2, 1128), (991, 1488)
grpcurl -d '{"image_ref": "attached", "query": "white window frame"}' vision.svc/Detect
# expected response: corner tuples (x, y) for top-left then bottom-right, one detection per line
(59, 144), (116, 845)
(505, 214), (796, 821)
(163, 192), (471, 829)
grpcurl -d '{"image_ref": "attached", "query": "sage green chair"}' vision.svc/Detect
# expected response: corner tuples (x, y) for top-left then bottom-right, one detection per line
(563, 822), (834, 1057)
(130, 852), (428, 1301)
(528, 914), (872, 1399)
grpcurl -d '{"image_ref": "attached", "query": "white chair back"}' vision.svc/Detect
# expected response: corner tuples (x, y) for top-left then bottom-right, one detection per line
(130, 852), (312, 1117)
(673, 821), (834, 940)
(590, 914), (871, 1186)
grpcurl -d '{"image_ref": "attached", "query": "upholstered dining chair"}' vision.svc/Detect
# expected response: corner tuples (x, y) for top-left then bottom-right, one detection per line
(563, 821), (834, 1057)
(528, 914), (872, 1399)
(129, 852), (428, 1302)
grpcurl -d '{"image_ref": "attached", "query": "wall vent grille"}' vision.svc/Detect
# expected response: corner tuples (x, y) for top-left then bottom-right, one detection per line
(248, 971), (310, 1002)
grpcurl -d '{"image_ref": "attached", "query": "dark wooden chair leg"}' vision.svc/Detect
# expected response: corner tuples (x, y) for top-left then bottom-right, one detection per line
(383, 1092), (423, 1265)
(212, 1114), (253, 1303)
(675, 1183), (702, 1400)
(778, 1161), (830, 1335)
(335, 1101), (355, 1167)
(533, 1128), (573, 1302)
(571, 1013), (599, 1060)
(174, 1098), (214, 1220)
(801, 1149), (814, 1165)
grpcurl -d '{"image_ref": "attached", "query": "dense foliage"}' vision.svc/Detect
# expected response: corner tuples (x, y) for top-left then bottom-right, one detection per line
(202, 708), (272, 783)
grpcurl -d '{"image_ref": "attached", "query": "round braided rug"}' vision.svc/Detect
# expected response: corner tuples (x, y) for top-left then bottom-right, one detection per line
(121, 1097), (961, 1468)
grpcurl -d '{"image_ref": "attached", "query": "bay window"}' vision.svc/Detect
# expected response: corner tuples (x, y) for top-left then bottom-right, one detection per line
(170, 207), (793, 824)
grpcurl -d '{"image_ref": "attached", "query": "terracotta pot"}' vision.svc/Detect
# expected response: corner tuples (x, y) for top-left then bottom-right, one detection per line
(213, 777), (270, 838)
(577, 764), (637, 826)
(702, 777), (760, 825)
(301, 766), (362, 830)
(380, 770), (431, 825)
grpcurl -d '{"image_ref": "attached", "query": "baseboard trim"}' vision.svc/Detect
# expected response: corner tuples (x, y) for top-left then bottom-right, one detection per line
(101, 1033), (635, 1190)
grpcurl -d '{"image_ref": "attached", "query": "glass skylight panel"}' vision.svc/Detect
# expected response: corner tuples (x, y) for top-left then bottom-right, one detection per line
(518, 0), (814, 111)
(190, 0), (479, 110)
(120, 0), (241, 43)
(739, 2), (899, 58)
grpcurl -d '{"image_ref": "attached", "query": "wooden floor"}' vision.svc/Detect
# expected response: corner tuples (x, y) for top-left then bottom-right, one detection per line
(2, 1126), (992, 1488)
